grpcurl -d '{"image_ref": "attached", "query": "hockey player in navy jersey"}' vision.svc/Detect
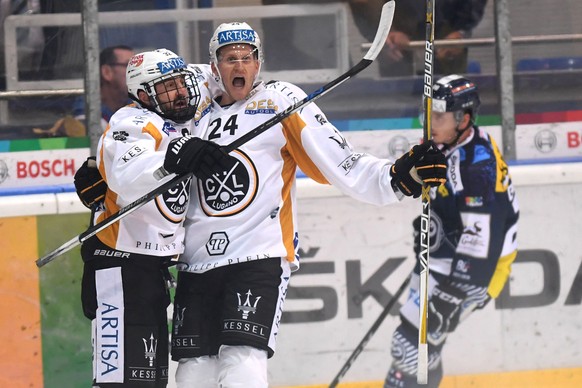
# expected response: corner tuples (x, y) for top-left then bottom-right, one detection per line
(169, 22), (448, 388)
(384, 75), (520, 388)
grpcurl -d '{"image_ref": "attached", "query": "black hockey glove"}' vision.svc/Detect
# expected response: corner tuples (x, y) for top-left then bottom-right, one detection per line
(74, 156), (107, 209)
(428, 281), (466, 339)
(390, 141), (446, 198)
(415, 142), (447, 187)
(163, 136), (235, 179)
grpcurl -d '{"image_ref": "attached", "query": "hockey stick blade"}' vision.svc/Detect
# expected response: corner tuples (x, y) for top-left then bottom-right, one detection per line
(328, 274), (410, 388)
(153, 1), (395, 178)
(35, 172), (192, 267)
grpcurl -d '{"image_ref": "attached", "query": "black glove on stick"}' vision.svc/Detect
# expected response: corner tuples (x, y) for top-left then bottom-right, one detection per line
(390, 141), (447, 197)
(163, 136), (236, 179)
(74, 156), (107, 208)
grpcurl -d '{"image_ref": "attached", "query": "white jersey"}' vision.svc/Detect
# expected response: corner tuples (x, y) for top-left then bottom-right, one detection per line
(93, 64), (216, 256)
(180, 81), (402, 273)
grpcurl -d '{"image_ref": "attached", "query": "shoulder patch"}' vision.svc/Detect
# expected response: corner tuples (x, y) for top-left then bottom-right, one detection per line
(473, 144), (492, 164)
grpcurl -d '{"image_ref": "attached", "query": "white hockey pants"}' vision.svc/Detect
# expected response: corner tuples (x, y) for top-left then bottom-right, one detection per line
(175, 345), (268, 388)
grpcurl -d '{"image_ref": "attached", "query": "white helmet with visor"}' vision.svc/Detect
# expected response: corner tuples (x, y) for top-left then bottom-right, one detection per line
(209, 22), (263, 90)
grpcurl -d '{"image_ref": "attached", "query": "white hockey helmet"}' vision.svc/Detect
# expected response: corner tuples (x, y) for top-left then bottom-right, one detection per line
(126, 48), (201, 123)
(209, 22), (263, 91)
(209, 22), (263, 64)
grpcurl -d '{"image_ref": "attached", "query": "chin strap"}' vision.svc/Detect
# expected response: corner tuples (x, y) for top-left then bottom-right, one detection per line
(442, 114), (474, 150)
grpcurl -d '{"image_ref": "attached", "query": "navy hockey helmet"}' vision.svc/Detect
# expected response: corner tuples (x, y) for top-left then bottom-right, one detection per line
(432, 74), (480, 120)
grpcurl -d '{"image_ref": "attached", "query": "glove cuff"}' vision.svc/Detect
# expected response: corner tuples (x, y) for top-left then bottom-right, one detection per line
(390, 164), (422, 197)
(409, 166), (422, 184)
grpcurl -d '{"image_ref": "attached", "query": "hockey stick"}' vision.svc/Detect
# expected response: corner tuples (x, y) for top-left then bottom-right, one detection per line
(328, 275), (410, 388)
(154, 0), (395, 177)
(417, 0), (435, 384)
(35, 1), (395, 268)
(35, 172), (193, 267)
(222, 1), (394, 152)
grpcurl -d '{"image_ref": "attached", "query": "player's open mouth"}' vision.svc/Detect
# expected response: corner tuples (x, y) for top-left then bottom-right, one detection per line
(233, 77), (245, 88)
(174, 99), (187, 108)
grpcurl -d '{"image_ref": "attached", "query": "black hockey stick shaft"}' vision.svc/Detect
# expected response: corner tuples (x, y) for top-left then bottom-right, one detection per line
(417, 0), (435, 384)
(35, 172), (192, 267)
(37, 1), (395, 268)
(328, 275), (410, 388)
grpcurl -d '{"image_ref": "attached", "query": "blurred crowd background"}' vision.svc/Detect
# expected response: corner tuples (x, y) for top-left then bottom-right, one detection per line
(0, 0), (581, 142)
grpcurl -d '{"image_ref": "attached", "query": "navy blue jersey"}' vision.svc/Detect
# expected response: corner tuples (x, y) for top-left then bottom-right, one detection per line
(429, 126), (519, 297)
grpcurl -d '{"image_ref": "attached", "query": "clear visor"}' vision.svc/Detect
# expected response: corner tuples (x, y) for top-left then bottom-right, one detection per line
(217, 45), (259, 65)
(418, 98), (448, 123)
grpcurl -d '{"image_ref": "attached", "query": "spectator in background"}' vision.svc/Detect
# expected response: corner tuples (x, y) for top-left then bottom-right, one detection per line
(37, 0), (172, 81)
(0, 0), (44, 90)
(72, 45), (134, 131)
(260, 0), (488, 77)
(379, 0), (488, 76)
(260, 0), (387, 71)
(37, 0), (83, 81)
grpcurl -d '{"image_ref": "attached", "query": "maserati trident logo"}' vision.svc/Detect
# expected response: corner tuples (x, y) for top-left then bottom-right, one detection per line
(174, 305), (186, 335)
(237, 289), (261, 319)
(329, 129), (349, 149)
(143, 333), (157, 367)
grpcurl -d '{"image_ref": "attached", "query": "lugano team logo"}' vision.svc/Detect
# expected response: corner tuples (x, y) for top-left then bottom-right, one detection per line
(197, 149), (258, 216)
(155, 177), (192, 223)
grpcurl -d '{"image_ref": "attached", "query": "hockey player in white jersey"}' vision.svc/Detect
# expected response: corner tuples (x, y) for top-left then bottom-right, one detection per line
(79, 48), (233, 387)
(169, 22), (448, 387)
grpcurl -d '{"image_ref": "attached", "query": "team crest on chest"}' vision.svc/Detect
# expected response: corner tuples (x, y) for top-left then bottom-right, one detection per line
(155, 178), (192, 223)
(197, 149), (258, 216)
